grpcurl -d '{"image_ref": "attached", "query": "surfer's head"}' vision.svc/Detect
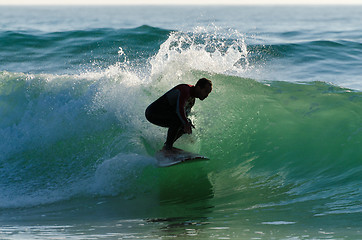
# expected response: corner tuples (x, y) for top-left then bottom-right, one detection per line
(194, 78), (212, 100)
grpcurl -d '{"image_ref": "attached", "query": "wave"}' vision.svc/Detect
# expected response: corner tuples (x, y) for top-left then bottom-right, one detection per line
(1, 69), (361, 211)
(1, 24), (361, 88)
(204, 77), (362, 214)
(1, 26), (361, 215)
(0, 25), (171, 74)
(248, 39), (362, 62)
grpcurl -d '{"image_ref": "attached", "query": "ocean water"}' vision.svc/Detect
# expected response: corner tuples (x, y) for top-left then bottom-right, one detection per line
(1, 5), (362, 239)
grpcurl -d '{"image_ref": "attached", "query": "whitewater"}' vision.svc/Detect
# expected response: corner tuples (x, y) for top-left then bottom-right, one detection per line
(1, 5), (362, 239)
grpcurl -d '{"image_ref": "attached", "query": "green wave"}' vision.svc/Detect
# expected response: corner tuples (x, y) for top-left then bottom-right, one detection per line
(1, 69), (361, 212)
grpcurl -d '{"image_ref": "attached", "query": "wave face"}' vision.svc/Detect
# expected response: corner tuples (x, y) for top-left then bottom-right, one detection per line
(1, 21), (362, 238)
(2, 74), (361, 208)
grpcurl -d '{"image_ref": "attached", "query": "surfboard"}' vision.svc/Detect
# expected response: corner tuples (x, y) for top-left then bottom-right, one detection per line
(155, 148), (209, 167)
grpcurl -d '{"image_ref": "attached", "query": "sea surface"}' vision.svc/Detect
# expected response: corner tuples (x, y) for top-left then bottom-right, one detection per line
(1, 5), (362, 239)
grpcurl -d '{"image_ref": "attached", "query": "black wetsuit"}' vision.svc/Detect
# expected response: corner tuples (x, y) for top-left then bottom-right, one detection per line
(145, 84), (195, 149)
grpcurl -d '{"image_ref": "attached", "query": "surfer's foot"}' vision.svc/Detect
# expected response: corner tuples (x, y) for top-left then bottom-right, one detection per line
(162, 145), (181, 153)
(162, 145), (173, 152)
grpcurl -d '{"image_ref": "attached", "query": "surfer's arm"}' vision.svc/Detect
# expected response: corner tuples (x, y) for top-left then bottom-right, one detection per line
(176, 92), (188, 125)
(167, 84), (192, 126)
(176, 87), (196, 134)
(176, 99), (193, 135)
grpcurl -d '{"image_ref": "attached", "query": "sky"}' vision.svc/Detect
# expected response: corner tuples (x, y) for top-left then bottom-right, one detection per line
(1, 0), (362, 5)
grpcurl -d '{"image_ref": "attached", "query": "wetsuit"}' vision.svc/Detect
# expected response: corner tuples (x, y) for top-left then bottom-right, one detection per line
(145, 84), (195, 148)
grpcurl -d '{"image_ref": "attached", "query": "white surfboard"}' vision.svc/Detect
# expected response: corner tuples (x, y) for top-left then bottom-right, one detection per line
(155, 148), (209, 167)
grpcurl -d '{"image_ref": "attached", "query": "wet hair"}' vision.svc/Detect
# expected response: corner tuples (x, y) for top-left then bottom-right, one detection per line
(196, 78), (212, 89)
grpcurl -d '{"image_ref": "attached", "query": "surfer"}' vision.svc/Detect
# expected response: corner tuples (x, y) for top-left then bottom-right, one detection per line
(145, 78), (212, 152)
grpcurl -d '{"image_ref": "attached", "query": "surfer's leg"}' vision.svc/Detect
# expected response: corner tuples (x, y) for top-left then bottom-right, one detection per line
(145, 104), (175, 127)
(164, 121), (183, 150)
(146, 103), (185, 150)
(174, 128), (185, 142)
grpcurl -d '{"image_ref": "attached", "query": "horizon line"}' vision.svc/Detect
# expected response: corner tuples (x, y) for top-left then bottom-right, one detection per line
(1, 3), (362, 5)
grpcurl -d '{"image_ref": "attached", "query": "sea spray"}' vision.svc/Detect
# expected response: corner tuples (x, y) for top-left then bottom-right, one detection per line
(149, 26), (249, 88)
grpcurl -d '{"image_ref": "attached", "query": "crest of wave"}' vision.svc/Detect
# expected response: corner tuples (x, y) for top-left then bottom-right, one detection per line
(149, 26), (249, 85)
